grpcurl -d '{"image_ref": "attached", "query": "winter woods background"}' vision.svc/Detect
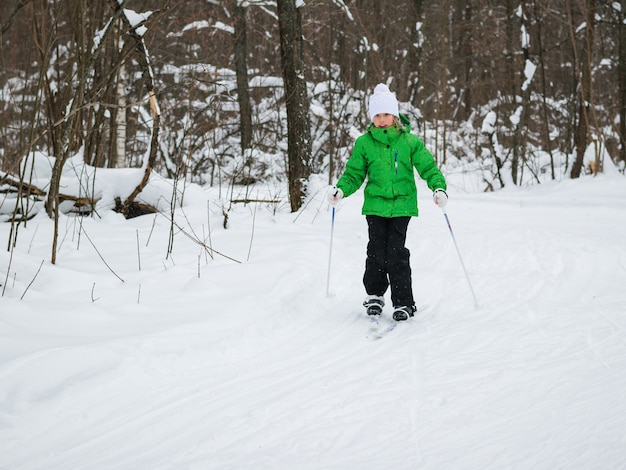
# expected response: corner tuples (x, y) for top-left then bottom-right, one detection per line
(1, 0), (625, 221)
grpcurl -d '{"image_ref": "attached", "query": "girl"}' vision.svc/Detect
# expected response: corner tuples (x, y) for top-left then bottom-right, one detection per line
(328, 83), (448, 321)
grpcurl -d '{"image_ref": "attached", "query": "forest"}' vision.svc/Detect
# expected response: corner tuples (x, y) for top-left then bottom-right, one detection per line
(1, 0), (625, 220)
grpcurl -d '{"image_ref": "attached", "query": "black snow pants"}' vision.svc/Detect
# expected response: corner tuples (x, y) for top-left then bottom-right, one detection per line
(363, 215), (415, 308)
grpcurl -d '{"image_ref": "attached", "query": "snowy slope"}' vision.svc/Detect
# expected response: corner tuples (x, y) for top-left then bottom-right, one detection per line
(1, 175), (626, 469)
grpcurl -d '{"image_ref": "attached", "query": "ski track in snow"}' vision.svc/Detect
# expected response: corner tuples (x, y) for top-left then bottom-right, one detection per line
(1, 176), (626, 469)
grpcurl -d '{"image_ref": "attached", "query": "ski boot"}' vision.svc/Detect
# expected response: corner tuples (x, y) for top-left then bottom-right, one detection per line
(392, 305), (416, 321)
(363, 295), (384, 316)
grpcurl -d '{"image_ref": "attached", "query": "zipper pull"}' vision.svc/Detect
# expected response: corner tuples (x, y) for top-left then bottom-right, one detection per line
(394, 150), (398, 174)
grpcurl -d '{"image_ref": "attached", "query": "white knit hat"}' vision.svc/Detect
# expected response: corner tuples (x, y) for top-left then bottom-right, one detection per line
(368, 83), (399, 121)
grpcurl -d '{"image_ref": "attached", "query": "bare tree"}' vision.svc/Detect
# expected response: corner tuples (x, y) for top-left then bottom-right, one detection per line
(113, 0), (164, 218)
(33, 0), (92, 263)
(570, 0), (596, 178)
(533, 0), (557, 180)
(511, 0), (536, 185)
(233, 0), (253, 153)
(617, 0), (626, 165)
(276, 0), (312, 212)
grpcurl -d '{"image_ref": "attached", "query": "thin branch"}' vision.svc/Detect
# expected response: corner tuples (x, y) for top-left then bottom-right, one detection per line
(20, 260), (44, 300)
(91, 283), (99, 302)
(247, 200), (258, 262)
(136, 229), (141, 271)
(206, 200), (214, 260)
(2, 245), (14, 297)
(80, 227), (125, 282)
(161, 211), (241, 264)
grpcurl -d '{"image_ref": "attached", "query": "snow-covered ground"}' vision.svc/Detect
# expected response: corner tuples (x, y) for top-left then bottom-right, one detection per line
(1, 174), (626, 469)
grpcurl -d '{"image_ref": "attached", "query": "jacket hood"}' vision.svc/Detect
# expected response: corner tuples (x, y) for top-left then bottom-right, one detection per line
(399, 113), (411, 130)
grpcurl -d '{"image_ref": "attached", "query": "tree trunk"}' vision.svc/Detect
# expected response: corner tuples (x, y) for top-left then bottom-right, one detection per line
(455, 0), (472, 121)
(276, 0), (312, 212)
(407, 0), (425, 106)
(114, 62), (127, 168)
(617, 0), (626, 165)
(534, 0), (556, 180)
(511, 0), (534, 185)
(571, 0), (595, 179)
(233, 1), (252, 152)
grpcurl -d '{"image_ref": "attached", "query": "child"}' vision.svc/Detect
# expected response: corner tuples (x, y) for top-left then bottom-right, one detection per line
(328, 83), (448, 321)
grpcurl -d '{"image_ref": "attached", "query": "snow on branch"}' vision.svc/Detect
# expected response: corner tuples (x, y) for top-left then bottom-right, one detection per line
(112, 0), (162, 218)
(123, 8), (154, 36)
(330, 0), (354, 21)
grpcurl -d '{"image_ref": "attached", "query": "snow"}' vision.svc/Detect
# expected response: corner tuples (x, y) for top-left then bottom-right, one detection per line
(330, 0), (354, 21)
(520, 24), (530, 50)
(212, 21), (235, 35)
(2, 170), (626, 469)
(481, 111), (497, 134)
(92, 19), (112, 51)
(249, 75), (284, 88)
(123, 9), (153, 28)
(123, 9), (153, 37)
(521, 59), (537, 91)
(510, 106), (522, 126)
(14, 150), (176, 216)
(182, 21), (210, 32)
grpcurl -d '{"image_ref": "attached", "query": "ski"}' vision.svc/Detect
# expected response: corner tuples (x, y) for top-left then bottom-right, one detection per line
(367, 315), (380, 336)
(366, 304), (429, 340)
(369, 320), (397, 340)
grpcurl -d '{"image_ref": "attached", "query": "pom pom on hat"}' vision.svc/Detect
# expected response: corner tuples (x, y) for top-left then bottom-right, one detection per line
(368, 83), (399, 121)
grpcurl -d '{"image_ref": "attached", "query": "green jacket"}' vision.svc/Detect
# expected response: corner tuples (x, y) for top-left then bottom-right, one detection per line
(336, 114), (446, 217)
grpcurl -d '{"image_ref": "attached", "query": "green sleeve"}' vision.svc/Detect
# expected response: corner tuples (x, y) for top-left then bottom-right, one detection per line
(412, 138), (447, 192)
(336, 136), (368, 198)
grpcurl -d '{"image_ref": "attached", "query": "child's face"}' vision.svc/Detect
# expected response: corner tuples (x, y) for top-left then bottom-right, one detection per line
(372, 113), (395, 128)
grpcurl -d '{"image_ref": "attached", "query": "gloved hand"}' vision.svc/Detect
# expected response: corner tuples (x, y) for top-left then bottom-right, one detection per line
(328, 186), (344, 206)
(433, 189), (448, 208)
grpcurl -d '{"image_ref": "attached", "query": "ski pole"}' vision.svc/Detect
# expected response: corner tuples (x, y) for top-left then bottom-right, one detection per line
(441, 208), (479, 309)
(326, 206), (336, 296)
